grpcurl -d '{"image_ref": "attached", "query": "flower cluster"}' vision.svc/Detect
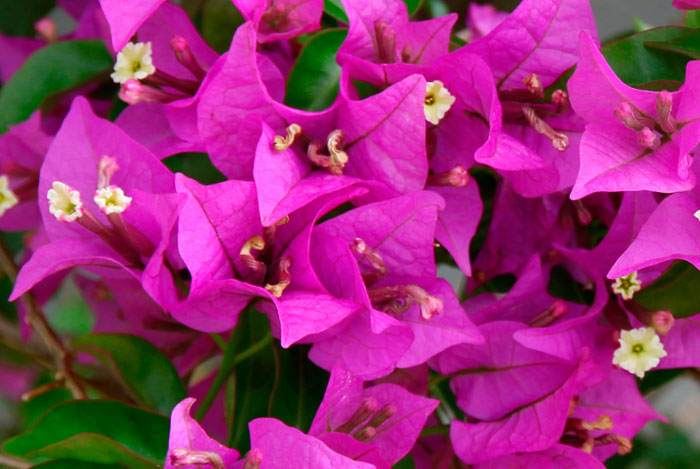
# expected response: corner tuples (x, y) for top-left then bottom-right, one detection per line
(3, 0), (700, 467)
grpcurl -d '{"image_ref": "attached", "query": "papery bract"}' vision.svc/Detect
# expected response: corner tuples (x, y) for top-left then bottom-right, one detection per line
(569, 32), (698, 199)
(99, 0), (167, 52)
(309, 367), (439, 465)
(11, 97), (180, 313)
(165, 398), (240, 469)
(233, 0), (323, 42)
(450, 352), (590, 464)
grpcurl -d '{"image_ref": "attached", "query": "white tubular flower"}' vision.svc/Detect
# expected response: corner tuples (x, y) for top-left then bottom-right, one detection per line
(0, 175), (19, 217)
(47, 181), (83, 222)
(611, 271), (642, 300)
(424, 80), (456, 125)
(111, 42), (156, 84)
(613, 327), (667, 378)
(94, 186), (132, 214)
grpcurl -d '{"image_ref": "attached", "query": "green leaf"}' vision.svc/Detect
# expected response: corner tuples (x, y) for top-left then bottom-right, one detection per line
(547, 265), (594, 305)
(685, 10), (700, 29)
(0, 0), (54, 37)
(225, 312), (274, 450)
(26, 434), (160, 468)
(224, 312), (327, 451)
(201, 0), (244, 54)
(71, 334), (186, 415)
(395, 455), (417, 469)
(267, 344), (329, 430)
(44, 278), (94, 337)
(0, 40), (113, 134)
(404, 0), (422, 15)
(323, 0), (348, 23)
(21, 388), (73, 429)
(31, 459), (125, 468)
(632, 17), (653, 33)
(4, 400), (169, 464)
(163, 152), (227, 185)
(646, 29), (700, 60)
(601, 27), (692, 89)
(286, 29), (347, 111)
(634, 261), (700, 318)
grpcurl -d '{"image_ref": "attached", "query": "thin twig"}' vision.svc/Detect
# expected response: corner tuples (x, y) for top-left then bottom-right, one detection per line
(0, 316), (53, 368)
(0, 240), (87, 399)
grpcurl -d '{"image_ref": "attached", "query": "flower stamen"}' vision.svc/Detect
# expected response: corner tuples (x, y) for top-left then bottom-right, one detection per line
(47, 181), (84, 222)
(523, 106), (568, 151)
(0, 175), (19, 217)
(111, 42), (156, 84)
(424, 81), (455, 125)
(612, 327), (667, 378)
(273, 124), (302, 151)
(611, 272), (642, 300)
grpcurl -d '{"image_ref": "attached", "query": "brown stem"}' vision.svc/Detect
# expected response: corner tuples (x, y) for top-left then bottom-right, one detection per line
(0, 240), (87, 399)
(0, 316), (53, 369)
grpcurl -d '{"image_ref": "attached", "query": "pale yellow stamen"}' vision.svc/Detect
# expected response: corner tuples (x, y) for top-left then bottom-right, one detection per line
(611, 272), (642, 300)
(94, 185), (132, 215)
(612, 327), (667, 378)
(424, 80), (455, 125)
(273, 124), (302, 151)
(0, 175), (19, 217)
(111, 42), (156, 84)
(47, 181), (83, 222)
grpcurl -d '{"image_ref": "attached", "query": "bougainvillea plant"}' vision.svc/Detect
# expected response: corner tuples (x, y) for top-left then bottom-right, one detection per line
(2, 0), (700, 467)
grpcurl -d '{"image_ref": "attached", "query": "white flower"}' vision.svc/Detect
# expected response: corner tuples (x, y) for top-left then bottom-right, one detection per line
(694, 209), (700, 221)
(0, 175), (19, 217)
(611, 271), (642, 300)
(424, 80), (455, 125)
(613, 327), (667, 378)
(47, 181), (83, 222)
(94, 185), (132, 215)
(111, 42), (156, 84)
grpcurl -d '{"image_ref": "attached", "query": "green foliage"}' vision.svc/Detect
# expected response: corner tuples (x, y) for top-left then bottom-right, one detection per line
(547, 265), (594, 305)
(20, 434), (162, 468)
(685, 10), (700, 29)
(286, 29), (347, 111)
(72, 334), (187, 415)
(404, 0), (422, 15)
(635, 261), (700, 318)
(21, 388), (72, 429)
(201, 0), (244, 54)
(646, 29), (700, 61)
(44, 279), (94, 337)
(0, 0), (54, 37)
(224, 311), (328, 451)
(639, 368), (685, 394)
(163, 152), (227, 185)
(607, 422), (700, 469)
(3, 400), (169, 466)
(32, 460), (125, 468)
(602, 27), (692, 90)
(323, 0), (348, 23)
(0, 40), (113, 134)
